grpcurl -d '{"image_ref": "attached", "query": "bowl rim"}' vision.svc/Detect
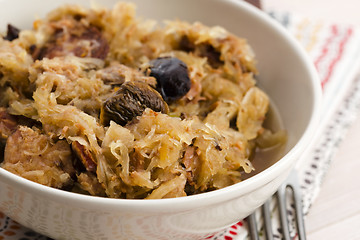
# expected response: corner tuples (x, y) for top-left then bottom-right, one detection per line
(0, 0), (322, 212)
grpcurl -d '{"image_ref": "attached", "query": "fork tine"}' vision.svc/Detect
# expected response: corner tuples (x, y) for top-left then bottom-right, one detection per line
(276, 183), (291, 240)
(288, 172), (307, 240)
(261, 199), (274, 240)
(247, 212), (260, 240)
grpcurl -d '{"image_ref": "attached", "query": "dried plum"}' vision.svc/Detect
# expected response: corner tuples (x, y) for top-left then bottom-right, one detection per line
(148, 57), (191, 102)
(100, 81), (169, 126)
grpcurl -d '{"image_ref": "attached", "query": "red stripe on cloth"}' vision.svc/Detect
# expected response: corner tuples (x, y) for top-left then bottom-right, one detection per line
(229, 230), (237, 235)
(321, 27), (353, 88)
(314, 24), (339, 71)
(230, 225), (237, 229)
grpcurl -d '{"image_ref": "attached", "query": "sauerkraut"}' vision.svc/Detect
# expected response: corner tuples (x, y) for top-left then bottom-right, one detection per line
(0, 2), (286, 199)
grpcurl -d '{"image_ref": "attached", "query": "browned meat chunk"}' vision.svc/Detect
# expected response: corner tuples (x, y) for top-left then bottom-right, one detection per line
(2, 126), (76, 189)
(77, 172), (106, 196)
(181, 145), (200, 193)
(178, 36), (223, 68)
(0, 108), (18, 143)
(71, 141), (97, 172)
(198, 43), (223, 68)
(32, 18), (109, 60)
(0, 108), (18, 162)
(96, 62), (157, 87)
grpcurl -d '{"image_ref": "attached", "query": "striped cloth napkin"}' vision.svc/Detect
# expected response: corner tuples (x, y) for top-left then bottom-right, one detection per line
(1, 10), (360, 240)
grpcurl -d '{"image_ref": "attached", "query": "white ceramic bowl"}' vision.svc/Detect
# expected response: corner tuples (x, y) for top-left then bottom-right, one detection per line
(0, 0), (321, 239)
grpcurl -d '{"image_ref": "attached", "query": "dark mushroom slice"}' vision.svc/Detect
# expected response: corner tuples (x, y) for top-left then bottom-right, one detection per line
(148, 57), (191, 103)
(100, 81), (169, 126)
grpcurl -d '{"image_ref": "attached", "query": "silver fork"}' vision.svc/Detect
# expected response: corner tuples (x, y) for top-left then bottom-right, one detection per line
(247, 170), (307, 240)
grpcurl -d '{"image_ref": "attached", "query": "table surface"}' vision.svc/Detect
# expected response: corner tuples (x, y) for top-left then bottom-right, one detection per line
(262, 1), (360, 239)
